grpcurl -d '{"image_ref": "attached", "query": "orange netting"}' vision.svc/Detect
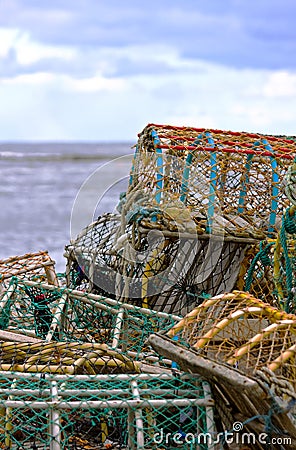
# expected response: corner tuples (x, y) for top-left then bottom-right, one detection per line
(168, 291), (296, 385)
(128, 124), (296, 238)
(0, 251), (58, 287)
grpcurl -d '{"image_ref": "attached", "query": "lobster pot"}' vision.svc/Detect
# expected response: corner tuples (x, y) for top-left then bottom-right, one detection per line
(165, 291), (296, 377)
(129, 124), (296, 238)
(149, 294), (296, 450)
(65, 214), (124, 295)
(65, 125), (296, 315)
(0, 372), (214, 450)
(0, 251), (58, 289)
(0, 275), (182, 370)
(65, 212), (256, 315)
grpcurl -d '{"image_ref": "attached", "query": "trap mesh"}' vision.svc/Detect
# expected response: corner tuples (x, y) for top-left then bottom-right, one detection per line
(0, 252), (58, 288)
(0, 279), (218, 448)
(236, 205), (296, 313)
(5, 124), (296, 448)
(65, 125), (296, 315)
(0, 372), (214, 449)
(130, 124), (295, 237)
(65, 214), (122, 295)
(0, 277), (180, 367)
(66, 212), (257, 315)
(167, 291), (296, 390)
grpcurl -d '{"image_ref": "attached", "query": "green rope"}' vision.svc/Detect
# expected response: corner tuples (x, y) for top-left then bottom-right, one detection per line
(285, 161), (296, 206)
(245, 242), (273, 292)
(126, 205), (161, 224)
(280, 211), (295, 313)
(236, 389), (293, 447)
(283, 207), (296, 234)
(0, 295), (12, 329)
(0, 277), (18, 329)
(245, 208), (296, 312)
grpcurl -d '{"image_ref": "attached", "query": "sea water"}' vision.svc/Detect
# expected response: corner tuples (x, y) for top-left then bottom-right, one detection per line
(0, 142), (133, 272)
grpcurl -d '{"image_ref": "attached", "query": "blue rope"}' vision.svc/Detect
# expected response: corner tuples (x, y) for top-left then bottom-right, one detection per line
(205, 131), (217, 233)
(125, 205), (161, 224)
(261, 138), (279, 235)
(180, 151), (194, 204)
(151, 129), (163, 205)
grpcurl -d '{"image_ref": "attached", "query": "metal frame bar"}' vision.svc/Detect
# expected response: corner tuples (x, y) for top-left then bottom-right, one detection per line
(15, 279), (182, 321)
(0, 398), (213, 410)
(0, 372), (213, 450)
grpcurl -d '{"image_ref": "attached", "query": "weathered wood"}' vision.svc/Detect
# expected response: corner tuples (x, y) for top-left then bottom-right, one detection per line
(148, 334), (261, 392)
(43, 261), (59, 286)
(148, 333), (296, 447)
(0, 330), (42, 344)
(227, 214), (265, 239)
(138, 226), (259, 244)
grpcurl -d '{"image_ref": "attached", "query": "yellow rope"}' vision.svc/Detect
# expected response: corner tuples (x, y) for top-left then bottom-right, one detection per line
(141, 239), (168, 308)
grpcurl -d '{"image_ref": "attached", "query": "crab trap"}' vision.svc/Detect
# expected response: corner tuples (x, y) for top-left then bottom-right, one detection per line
(65, 125), (296, 315)
(0, 251), (59, 289)
(0, 277), (183, 367)
(148, 290), (296, 449)
(0, 279), (216, 449)
(0, 372), (215, 450)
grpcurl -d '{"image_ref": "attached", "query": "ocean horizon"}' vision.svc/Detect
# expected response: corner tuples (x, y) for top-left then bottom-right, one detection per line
(0, 142), (134, 272)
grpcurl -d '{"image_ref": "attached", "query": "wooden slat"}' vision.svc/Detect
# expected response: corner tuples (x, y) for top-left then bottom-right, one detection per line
(0, 330), (42, 344)
(148, 334), (296, 447)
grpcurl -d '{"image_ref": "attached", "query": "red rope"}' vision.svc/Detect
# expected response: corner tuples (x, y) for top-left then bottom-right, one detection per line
(158, 144), (294, 160)
(155, 135), (293, 154)
(143, 124), (296, 145)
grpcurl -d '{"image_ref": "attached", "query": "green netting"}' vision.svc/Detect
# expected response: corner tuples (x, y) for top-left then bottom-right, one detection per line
(237, 206), (296, 313)
(2, 125), (296, 449)
(0, 277), (180, 365)
(0, 372), (214, 449)
(0, 277), (216, 448)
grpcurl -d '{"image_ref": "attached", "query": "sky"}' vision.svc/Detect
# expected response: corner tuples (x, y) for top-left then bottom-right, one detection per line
(0, 0), (296, 141)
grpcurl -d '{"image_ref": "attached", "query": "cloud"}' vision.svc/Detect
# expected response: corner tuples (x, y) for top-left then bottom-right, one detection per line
(2, 71), (55, 85)
(0, 1), (295, 140)
(0, 28), (19, 56)
(0, 26), (78, 77)
(263, 71), (296, 97)
(0, 0), (296, 71)
(14, 31), (76, 65)
(64, 74), (125, 92)
(0, 56), (295, 140)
